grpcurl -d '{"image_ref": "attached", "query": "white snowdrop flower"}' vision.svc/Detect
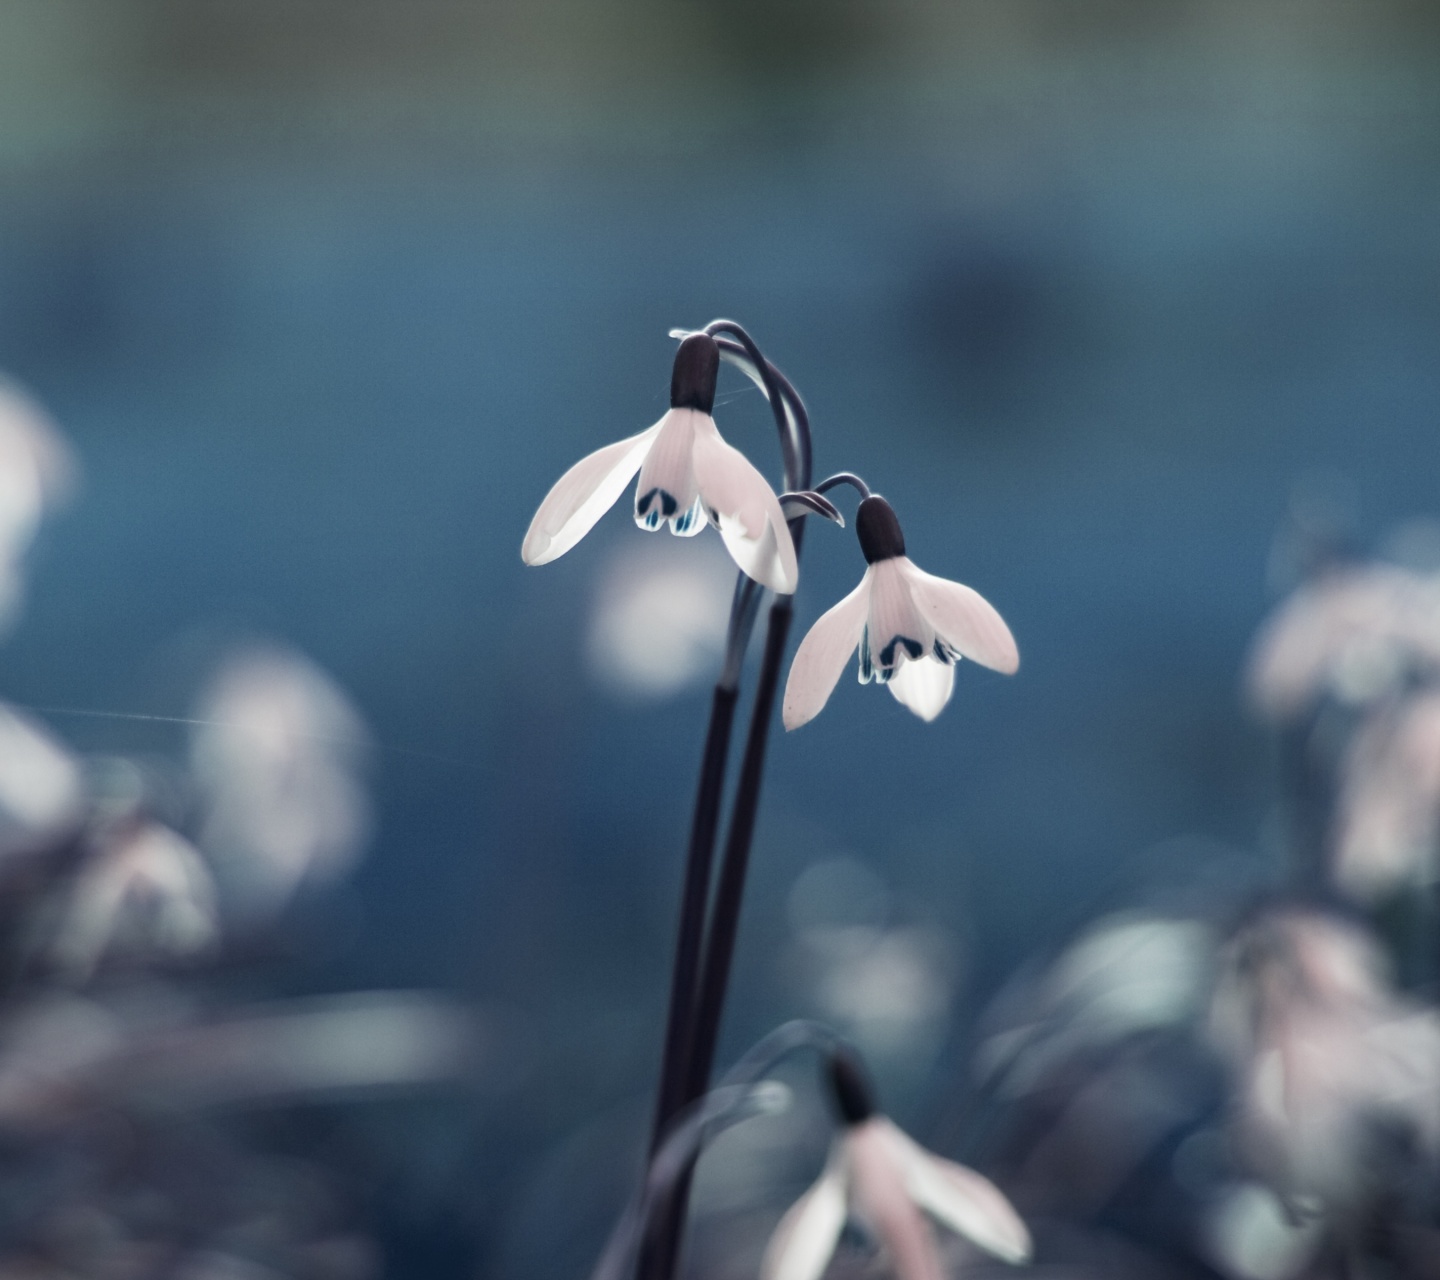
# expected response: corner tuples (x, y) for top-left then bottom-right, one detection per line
(762, 1049), (1031, 1280)
(52, 821), (218, 978)
(521, 333), (798, 594)
(783, 496), (1017, 729)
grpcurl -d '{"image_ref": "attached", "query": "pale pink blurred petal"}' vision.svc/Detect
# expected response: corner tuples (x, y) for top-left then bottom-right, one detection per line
(760, 1150), (850, 1280)
(1246, 566), (1440, 719)
(848, 1119), (946, 1280)
(889, 1123), (1031, 1263)
(1333, 691), (1440, 899)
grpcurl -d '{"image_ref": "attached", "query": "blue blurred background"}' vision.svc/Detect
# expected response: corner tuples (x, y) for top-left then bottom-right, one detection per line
(0, 3), (1438, 1275)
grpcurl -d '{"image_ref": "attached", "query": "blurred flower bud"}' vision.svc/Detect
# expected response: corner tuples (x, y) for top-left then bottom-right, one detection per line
(190, 646), (371, 917)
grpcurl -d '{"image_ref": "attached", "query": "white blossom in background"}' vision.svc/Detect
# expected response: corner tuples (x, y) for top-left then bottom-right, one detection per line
(977, 911), (1216, 1099)
(1202, 1181), (1324, 1280)
(784, 496), (1016, 728)
(522, 333), (798, 594)
(586, 540), (735, 697)
(1246, 565), (1440, 719)
(785, 859), (957, 1061)
(1207, 908), (1440, 1212)
(1333, 690), (1440, 899)
(191, 647), (371, 916)
(0, 378), (74, 633)
(51, 820), (218, 978)
(0, 704), (83, 853)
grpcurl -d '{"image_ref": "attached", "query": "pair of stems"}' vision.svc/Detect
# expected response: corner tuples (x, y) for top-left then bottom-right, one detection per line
(638, 323), (811, 1280)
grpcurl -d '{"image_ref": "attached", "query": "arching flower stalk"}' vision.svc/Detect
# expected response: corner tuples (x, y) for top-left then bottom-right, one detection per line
(784, 483), (1018, 728)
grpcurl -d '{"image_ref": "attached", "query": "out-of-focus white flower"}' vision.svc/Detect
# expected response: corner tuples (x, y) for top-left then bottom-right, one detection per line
(762, 1050), (1030, 1280)
(0, 704), (83, 851)
(52, 821), (218, 978)
(1332, 690), (1440, 899)
(0, 378), (74, 632)
(1203, 1181), (1323, 1280)
(522, 334), (798, 594)
(191, 647), (370, 915)
(117, 991), (478, 1108)
(977, 911), (1215, 1098)
(1246, 565), (1440, 719)
(783, 496), (1017, 728)
(1208, 908), (1440, 1210)
(586, 540), (735, 697)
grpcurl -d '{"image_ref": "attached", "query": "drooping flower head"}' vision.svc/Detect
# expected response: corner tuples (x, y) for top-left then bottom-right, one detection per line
(783, 494), (1017, 728)
(762, 1044), (1031, 1280)
(522, 334), (798, 594)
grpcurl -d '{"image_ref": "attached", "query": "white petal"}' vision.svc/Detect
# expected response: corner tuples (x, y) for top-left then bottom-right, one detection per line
(866, 559), (934, 676)
(849, 1121), (946, 1280)
(886, 656), (955, 722)
(635, 408), (702, 533)
(522, 421), (662, 565)
(891, 1124), (1031, 1264)
(761, 1152), (850, 1280)
(783, 574), (872, 730)
(690, 415), (798, 594)
(902, 560), (1019, 675)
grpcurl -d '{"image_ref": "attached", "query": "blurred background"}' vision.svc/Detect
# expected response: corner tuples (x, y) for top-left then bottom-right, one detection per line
(0, 2), (1438, 1277)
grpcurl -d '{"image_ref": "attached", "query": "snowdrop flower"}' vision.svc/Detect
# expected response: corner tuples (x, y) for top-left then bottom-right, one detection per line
(1246, 564), (1440, 719)
(1207, 908), (1440, 1211)
(762, 1048), (1031, 1280)
(783, 495), (1017, 728)
(521, 333), (798, 594)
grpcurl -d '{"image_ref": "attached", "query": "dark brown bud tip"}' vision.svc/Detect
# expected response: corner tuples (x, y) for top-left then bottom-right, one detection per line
(827, 1044), (879, 1126)
(670, 334), (720, 413)
(856, 496), (906, 563)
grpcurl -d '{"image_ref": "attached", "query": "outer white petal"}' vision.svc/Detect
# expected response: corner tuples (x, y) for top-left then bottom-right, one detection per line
(690, 416), (798, 594)
(886, 656), (955, 722)
(522, 421), (662, 565)
(889, 1123), (1031, 1264)
(866, 559), (934, 676)
(902, 560), (1019, 675)
(848, 1121), (945, 1280)
(761, 1148), (850, 1280)
(783, 573), (873, 730)
(635, 409), (702, 534)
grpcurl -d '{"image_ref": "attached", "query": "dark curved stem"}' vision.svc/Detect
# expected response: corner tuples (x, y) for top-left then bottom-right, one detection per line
(816, 471), (872, 500)
(644, 322), (807, 1152)
(685, 595), (797, 1101)
(640, 323), (813, 1280)
(643, 590), (800, 1280)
